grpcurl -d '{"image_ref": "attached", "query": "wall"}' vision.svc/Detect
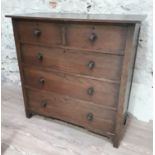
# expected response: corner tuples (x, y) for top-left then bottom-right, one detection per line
(1, 0), (153, 122)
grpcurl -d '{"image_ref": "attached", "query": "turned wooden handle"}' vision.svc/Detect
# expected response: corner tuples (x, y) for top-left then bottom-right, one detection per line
(89, 33), (97, 42)
(87, 60), (95, 69)
(37, 52), (43, 61)
(86, 113), (94, 121)
(41, 100), (48, 108)
(87, 87), (94, 96)
(39, 78), (45, 84)
(33, 29), (41, 37)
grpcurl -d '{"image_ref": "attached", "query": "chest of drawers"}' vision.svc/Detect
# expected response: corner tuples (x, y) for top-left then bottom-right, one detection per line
(6, 13), (144, 147)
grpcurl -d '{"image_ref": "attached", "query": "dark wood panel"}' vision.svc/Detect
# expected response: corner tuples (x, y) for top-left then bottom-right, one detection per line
(66, 24), (127, 54)
(27, 89), (115, 134)
(113, 25), (139, 147)
(123, 24), (141, 115)
(20, 42), (125, 56)
(17, 21), (62, 45)
(21, 44), (123, 81)
(12, 19), (32, 118)
(23, 68), (120, 107)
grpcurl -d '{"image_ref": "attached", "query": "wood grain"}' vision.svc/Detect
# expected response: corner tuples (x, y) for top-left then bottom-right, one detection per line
(17, 21), (62, 45)
(66, 24), (127, 53)
(113, 24), (140, 147)
(27, 89), (115, 134)
(6, 13), (144, 147)
(21, 44), (123, 80)
(23, 67), (120, 107)
(6, 13), (146, 24)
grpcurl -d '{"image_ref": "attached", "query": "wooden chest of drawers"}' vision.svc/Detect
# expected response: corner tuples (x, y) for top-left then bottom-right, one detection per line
(6, 13), (144, 147)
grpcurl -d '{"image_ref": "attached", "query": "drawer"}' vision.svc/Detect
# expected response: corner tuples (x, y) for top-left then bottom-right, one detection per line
(17, 21), (62, 45)
(21, 45), (123, 81)
(66, 24), (127, 54)
(24, 68), (119, 107)
(27, 89), (115, 134)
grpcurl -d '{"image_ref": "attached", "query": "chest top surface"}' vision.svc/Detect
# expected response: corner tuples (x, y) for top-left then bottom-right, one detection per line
(6, 12), (145, 24)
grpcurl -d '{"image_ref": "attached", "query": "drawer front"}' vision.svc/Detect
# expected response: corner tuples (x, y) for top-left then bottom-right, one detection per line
(24, 68), (119, 107)
(27, 89), (115, 134)
(66, 24), (127, 54)
(17, 21), (62, 45)
(21, 45), (123, 81)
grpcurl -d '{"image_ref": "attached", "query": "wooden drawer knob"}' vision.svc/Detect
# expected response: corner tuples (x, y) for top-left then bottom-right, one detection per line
(89, 33), (97, 42)
(86, 113), (94, 121)
(37, 52), (43, 61)
(39, 77), (45, 85)
(87, 87), (94, 96)
(33, 29), (41, 37)
(87, 60), (95, 70)
(41, 100), (48, 108)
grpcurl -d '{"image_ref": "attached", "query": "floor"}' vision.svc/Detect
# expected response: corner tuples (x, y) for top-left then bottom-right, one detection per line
(1, 83), (153, 155)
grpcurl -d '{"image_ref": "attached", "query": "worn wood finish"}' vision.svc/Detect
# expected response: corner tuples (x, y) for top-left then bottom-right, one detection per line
(12, 19), (32, 118)
(27, 89), (115, 134)
(123, 23), (141, 115)
(18, 20), (127, 54)
(66, 24), (127, 53)
(6, 13), (146, 23)
(24, 67), (120, 107)
(21, 44), (123, 80)
(6, 13), (144, 147)
(17, 21), (62, 45)
(113, 24), (141, 147)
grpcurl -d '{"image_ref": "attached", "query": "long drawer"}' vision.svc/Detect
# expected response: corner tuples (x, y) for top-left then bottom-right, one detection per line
(23, 68), (120, 107)
(21, 44), (123, 81)
(27, 89), (115, 134)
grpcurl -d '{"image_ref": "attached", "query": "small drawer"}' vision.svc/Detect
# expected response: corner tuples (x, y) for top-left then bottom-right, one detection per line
(66, 24), (127, 54)
(21, 44), (123, 81)
(23, 68), (120, 107)
(17, 21), (62, 45)
(27, 89), (115, 134)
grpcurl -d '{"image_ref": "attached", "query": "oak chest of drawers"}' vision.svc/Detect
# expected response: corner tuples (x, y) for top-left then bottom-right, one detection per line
(6, 13), (144, 147)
